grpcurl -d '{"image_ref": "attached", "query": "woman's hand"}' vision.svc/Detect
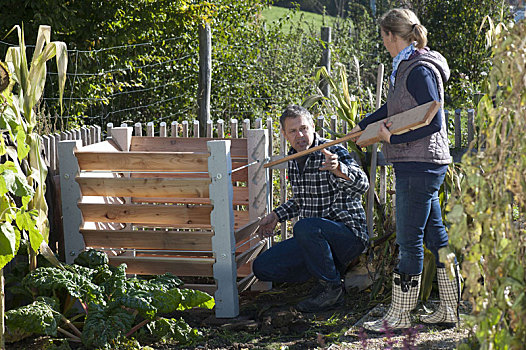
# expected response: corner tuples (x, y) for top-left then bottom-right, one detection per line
(349, 125), (362, 142)
(378, 121), (392, 144)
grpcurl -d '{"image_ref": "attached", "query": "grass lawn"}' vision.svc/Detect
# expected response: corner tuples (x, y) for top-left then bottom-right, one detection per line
(260, 5), (339, 34)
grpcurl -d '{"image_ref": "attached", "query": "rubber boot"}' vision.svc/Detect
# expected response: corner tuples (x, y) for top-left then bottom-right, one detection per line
(364, 270), (421, 332)
(420, 264), (461, 325)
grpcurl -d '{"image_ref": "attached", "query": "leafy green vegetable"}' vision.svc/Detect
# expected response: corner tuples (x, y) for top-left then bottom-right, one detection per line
(22, 266), (102, 303)
(5, 296), (61, 336)
(82, 302), (136, 350)
(74, 248), (109, 268)
(141, 317), (201, 345)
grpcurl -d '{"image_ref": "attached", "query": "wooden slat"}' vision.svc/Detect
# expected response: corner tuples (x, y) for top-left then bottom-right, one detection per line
(81, 229), (213, 250)
(130, 136), (248, 158)
(130, 168), (248, 183)
(75, 151), (209, 172)
(77, 140), (121, 152)
(237, 273), (257, 293)
(79, 203), (250, 229)
(356, 100), (440, 147)
(235, 239), (267, 268)
(78, 203), (212, 226)
(131, 186), (249, 205)
(108, 256), (214, 276)
(76, 177), (211, 198)
(234, 217), (261, 243)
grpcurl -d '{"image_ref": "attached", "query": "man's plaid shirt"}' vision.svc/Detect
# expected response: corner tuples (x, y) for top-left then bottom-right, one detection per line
(273, 134), (369, 244)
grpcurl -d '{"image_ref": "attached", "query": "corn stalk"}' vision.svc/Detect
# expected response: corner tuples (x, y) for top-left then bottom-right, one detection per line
(1, 24), (67, 348)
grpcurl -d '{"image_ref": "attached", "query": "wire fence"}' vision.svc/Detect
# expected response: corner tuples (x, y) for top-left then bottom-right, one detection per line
(0, 25), (327, 134)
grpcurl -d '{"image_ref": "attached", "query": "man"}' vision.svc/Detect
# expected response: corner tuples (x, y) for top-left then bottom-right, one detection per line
(252, 105), (369, 312)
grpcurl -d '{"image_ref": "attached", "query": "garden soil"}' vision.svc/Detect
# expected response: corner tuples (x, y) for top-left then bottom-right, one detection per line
(6, 279), (472, 349)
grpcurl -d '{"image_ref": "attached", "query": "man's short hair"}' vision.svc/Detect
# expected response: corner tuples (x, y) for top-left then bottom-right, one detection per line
(279, 105), (314, 128)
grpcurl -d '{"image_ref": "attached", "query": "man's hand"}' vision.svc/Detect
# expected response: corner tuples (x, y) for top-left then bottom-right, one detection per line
(320, 148), (351, 180)
(258, 212), (279, 238)
(319, 148), (340, 172)
(378, 121), (392, 143)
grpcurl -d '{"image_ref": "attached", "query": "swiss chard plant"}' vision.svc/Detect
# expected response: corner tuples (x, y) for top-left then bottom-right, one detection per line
(5, 249), (214, 348)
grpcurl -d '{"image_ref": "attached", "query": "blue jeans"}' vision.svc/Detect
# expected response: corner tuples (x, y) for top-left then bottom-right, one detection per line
(395, 172), (449, 275)
(252, 218), (366, 285)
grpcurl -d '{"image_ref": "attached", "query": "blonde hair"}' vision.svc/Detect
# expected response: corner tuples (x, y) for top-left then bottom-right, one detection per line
(379, 8), (428, 49)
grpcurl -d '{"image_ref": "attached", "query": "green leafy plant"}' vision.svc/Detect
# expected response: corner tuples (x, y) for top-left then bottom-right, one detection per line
(5, 249), (214, 348)
(447, 20), (526, 349)
(1, 24), (67, 348)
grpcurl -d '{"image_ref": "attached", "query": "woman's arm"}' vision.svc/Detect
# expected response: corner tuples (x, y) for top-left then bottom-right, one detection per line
(389, 65), (443, 144)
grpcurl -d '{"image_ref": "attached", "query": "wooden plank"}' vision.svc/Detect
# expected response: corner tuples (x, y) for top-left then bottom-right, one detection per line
(234, 217), (261, 243)
(131, 186), (249, 206)
(76, 177), (211, 198)
(264, 130), (363, 169)
(108, 256), (214, 276)
(356, 101), (440, 147)
(75, 151), (209, 172)
(130, 167), (248, 182)
(237, 273), (257, 293)
(81, 229), (214, 250)
(78, 203), (212, 226)
(130, 137), (248, 158)
(79, 203), (250, 229)
(235, 239), (267, 268)
(78, 140), (121, 152)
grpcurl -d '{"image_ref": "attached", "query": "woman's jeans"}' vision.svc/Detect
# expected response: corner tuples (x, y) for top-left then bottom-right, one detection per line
(395, 172), (449, 275)
(252, 218), (366, 285)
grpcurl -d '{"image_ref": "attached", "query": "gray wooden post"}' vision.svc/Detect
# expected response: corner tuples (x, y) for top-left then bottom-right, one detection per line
(330, 115), (337, 139)
(206, 120), (213, 138)
(316, 115), (325, 138)
(207, 140), (239, 318)
(42, 135), (50, 168)
(247, 129), (269, 221)
(455, 109), (462, 148)
(266, 118), (273, 210)
(248, 129), (271, 291)
(198, 24), (212, 136)
(321, 26), (332, 98)
(279, 132), (288, 238)
(367, 63), (384, 238)
(95, 125), (101, 143)
(193, 120), (200, 138)
(147, 122), (154, 137)
(242, 119), (250, 138)
(106, 122), (113, 139)
(217, 119), (225, 138)
(134, 123), (143, 137)
(231, 119), (238, 139)
(160, 122), (167, 137)
(58, 140), (85, 264)
(182, 121), (189, 137)
(467, 109), (475, 146)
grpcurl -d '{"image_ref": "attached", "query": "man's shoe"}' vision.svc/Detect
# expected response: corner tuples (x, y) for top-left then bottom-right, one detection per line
(296, 280), (343, 313)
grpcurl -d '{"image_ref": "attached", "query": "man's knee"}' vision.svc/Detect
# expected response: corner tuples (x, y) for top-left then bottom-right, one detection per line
(252, 256), (266, 281)
(293, 218), (319, 241)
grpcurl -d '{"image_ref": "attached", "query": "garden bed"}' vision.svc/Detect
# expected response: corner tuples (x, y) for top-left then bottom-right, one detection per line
(7, 279), (472, 349)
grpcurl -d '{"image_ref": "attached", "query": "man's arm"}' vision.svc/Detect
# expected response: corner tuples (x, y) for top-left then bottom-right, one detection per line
(325, 145), (369, 196)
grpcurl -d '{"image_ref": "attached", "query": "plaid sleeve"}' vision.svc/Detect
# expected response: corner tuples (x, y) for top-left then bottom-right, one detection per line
(273, 199), (299, 222)
(331, 146), (369, 196)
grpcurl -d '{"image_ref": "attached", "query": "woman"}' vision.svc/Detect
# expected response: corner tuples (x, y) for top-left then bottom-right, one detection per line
(350, 8), (461, 332)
